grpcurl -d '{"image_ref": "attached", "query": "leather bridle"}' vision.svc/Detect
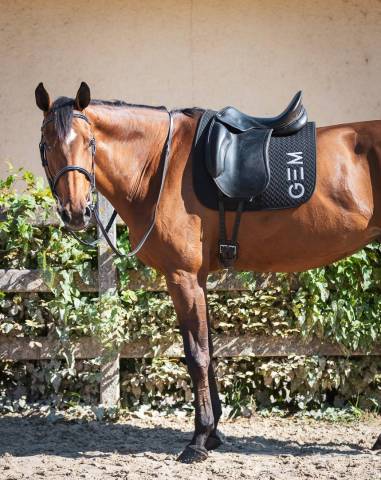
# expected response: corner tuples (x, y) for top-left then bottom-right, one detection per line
(39, 108), (174, 257)
(40, 112), (96, 205)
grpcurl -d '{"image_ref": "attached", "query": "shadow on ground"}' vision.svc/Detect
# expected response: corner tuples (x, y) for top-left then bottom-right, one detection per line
(0, 416), (372, 459)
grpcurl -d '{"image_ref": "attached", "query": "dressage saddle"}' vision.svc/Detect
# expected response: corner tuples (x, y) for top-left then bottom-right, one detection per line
(205, 91), (307, 199)
(201, 91), (308, 267)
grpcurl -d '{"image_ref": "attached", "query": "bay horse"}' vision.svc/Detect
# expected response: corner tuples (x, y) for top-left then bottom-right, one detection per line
(35, 82), (381, 462)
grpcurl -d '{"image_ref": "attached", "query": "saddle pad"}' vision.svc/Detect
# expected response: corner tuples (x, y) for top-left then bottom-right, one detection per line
(193, 110), (316, 212)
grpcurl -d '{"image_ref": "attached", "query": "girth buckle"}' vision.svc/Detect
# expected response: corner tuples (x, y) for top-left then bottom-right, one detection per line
(219, 241), (238, 268)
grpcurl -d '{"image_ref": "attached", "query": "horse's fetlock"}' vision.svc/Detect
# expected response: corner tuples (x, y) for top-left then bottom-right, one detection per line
(196, 411), (214, 432)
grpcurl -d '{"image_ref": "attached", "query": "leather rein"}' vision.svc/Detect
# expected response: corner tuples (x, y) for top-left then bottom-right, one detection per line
(39, 109), (174, 257)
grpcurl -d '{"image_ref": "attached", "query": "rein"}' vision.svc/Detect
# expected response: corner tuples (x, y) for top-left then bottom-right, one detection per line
(39, 109), (174, 257)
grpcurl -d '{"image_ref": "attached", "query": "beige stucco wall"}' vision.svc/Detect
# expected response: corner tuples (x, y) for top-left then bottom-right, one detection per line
(1, 0), (381, 176)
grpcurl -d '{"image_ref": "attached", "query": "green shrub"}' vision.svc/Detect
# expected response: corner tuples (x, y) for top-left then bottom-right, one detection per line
(1, 168), (381, 415)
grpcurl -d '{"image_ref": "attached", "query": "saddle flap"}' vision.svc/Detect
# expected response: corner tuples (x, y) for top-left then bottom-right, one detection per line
(205, 117), (272, 199)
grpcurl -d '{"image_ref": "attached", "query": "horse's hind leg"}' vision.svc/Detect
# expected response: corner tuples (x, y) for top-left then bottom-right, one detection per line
(205, 315), (223, 451)
(166, 270), (214, 463)
(372, 434), (381, 450)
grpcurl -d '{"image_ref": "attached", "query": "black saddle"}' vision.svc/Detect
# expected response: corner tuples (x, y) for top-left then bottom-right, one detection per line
(196, 91), (311, 267)
(205, 91), (307, 199)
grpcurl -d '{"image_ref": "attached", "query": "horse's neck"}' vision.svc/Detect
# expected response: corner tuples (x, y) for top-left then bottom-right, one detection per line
(88, 105), (170, 218)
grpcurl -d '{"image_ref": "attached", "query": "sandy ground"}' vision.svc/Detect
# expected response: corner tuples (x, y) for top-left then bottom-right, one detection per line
(0, 414), (380, 480)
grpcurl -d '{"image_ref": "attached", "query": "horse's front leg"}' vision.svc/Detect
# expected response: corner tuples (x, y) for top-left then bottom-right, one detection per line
(166, 270), (214, 463)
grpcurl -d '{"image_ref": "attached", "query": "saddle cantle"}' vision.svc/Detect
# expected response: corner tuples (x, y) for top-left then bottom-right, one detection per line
(205, 91), (308, 199)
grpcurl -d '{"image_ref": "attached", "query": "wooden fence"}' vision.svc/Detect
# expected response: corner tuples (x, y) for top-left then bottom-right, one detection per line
(1, 196), (380, 407)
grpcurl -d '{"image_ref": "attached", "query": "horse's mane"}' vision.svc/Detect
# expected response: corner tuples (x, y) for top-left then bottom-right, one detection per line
(50, 96), (202, 141)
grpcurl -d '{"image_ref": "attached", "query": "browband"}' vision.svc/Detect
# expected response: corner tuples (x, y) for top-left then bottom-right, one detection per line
(41, 112), (91, 130)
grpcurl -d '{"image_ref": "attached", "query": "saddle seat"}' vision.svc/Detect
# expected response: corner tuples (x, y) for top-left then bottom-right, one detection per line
(205, 91), (308, 199)
(215, 90), (306, 136)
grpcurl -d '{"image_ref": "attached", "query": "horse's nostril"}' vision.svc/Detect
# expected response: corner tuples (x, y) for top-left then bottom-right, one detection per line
(60, 208), (71, 224)
(84, 206), (92, 219)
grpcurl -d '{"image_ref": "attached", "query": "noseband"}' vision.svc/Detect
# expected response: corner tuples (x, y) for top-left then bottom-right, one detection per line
(39, 109), (174, 257)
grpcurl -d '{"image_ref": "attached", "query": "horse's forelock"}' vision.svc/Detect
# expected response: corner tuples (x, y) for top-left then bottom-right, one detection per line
(50, 97), (74, 141)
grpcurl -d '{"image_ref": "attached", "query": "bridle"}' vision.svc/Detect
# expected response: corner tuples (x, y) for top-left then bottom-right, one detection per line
(39, 108), (174, 257)
(40, 112), (96, 197)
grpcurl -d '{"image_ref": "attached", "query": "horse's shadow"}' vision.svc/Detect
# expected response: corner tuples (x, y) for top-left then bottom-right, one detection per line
(0, 416), (371, 459)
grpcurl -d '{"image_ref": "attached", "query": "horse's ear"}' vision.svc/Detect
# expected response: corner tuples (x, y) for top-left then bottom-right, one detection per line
(75, 82), (91, 111)
(35, 82), (51, 112)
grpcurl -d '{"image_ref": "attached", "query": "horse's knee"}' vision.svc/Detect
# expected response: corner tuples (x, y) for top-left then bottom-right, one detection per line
(186, 343), (210, 374)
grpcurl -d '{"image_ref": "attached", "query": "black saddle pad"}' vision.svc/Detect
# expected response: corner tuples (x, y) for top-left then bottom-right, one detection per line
(193, 110), (316, 212)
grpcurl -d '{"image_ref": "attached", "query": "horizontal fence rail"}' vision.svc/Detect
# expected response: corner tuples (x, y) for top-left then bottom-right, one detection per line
(0, 269), (278, 293)
(1, 196), (380, 406)
(0, 335), (380, 362)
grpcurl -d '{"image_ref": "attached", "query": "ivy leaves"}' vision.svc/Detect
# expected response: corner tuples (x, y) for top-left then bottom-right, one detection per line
(292, 246), (381, 350)
(1, 168), (381, 415)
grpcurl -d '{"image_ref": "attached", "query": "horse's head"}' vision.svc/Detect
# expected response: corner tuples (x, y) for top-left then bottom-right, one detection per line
(35, 82), (96, 231)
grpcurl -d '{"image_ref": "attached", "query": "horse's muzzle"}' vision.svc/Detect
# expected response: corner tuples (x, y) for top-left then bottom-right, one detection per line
(59, 205), (92, 231)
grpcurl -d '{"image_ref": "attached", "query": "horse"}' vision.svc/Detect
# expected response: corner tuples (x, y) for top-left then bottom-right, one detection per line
(35, 82), (381, 463)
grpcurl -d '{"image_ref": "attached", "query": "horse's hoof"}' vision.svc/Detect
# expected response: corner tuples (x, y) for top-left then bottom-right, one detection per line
(205, 433), (223, 451)
(371, 434), (381, 450)
(177, 444), (208, 463)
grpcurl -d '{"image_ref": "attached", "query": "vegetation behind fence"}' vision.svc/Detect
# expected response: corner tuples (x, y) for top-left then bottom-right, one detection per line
(1, 169), (381, 417)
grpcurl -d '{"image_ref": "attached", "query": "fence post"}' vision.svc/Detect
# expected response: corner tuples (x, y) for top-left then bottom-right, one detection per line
(97, 194), (120, 407)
